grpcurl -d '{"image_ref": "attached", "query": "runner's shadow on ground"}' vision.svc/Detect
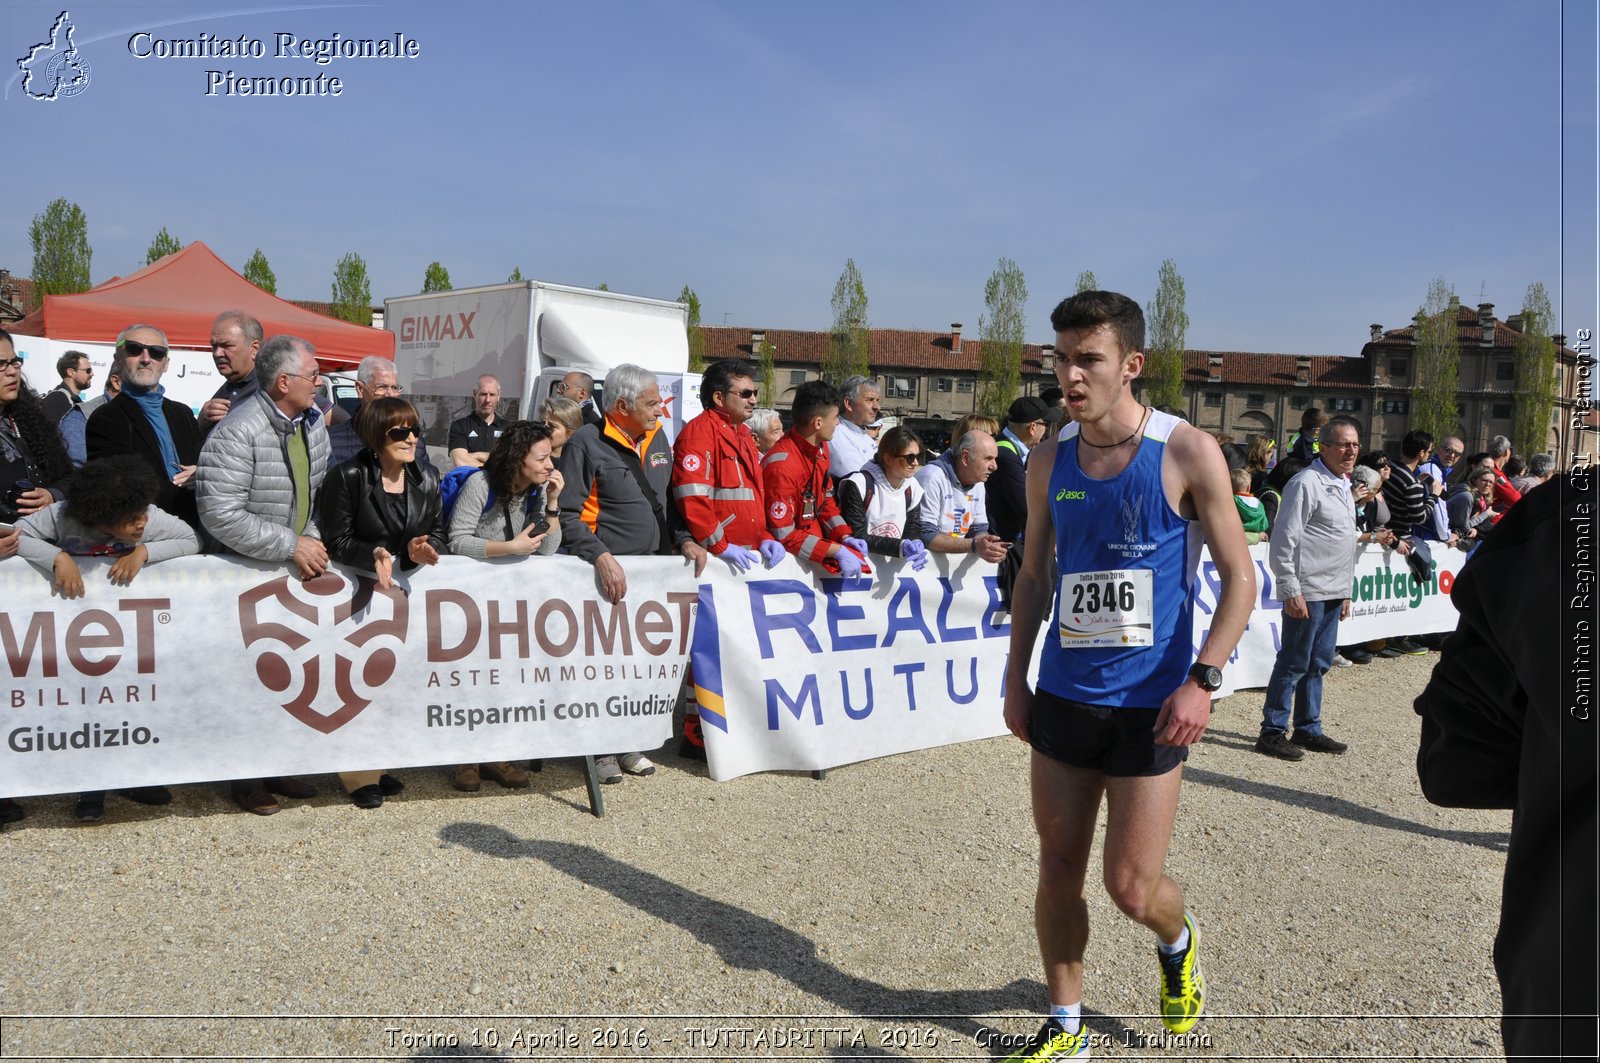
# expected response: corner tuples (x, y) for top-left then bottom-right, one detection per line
(1197, 727), (1264, 753)
(1183, 766), (1509, 851)
(439, 822), (1064, 1048)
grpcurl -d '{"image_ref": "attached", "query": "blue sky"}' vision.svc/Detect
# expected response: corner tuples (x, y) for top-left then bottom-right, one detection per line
(2, 0), (1594, 355)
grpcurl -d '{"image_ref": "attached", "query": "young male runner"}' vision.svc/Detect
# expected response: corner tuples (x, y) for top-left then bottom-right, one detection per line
(1001, 290), (1256, 1059)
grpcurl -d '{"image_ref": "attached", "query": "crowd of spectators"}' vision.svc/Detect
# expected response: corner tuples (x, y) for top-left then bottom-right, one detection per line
(0, 322), (1559, 824)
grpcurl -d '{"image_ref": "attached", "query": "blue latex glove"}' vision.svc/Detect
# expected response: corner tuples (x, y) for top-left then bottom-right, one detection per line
(720, 543), (759, 571)
(900, 539), (929, 571)
(759, 539), (787, 568)
(842, 536), (869, 557)
(835, 548), (865, 579)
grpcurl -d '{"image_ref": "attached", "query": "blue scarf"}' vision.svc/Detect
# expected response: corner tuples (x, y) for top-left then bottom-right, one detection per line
(123, 383), (181, 477)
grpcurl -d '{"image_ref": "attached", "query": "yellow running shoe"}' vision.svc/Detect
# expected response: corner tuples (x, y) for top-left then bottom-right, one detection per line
(1157, 912), (1206, 1033)
(1001, 1017), (1090, 1060)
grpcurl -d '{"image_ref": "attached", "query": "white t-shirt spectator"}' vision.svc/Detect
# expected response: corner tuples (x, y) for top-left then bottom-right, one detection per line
(827, 418), (877, 480)
(913, 454), (988, 543)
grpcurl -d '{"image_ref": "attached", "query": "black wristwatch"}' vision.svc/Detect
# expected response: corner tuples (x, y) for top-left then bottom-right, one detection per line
(1188, 662), (1223, 692)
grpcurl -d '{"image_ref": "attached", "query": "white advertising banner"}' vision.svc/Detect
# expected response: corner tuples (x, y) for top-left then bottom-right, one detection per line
(3, 541), (1468, 794)
(692, 553), (1025, 782)
(1, 555), (694, 798)
(696, 542), (1469, 781)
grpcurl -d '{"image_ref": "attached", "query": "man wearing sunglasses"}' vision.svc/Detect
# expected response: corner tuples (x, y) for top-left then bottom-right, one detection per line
(670, 359), (787, 760)
(39, 349), (93, 429)
(1418, 434), (1463, 488)
(557, 370), (604, 429)
(84, 325), (203, 530)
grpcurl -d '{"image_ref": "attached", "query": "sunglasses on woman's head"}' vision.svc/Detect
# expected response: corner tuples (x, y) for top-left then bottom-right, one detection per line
(386, 425), (420, 442)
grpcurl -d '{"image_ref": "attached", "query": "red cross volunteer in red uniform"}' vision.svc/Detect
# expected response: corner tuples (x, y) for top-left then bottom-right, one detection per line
(761, 380), (868, 578)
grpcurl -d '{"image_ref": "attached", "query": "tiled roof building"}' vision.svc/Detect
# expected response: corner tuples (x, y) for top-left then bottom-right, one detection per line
(704, 299), (1590, 465)
(0, 270), (38, 324)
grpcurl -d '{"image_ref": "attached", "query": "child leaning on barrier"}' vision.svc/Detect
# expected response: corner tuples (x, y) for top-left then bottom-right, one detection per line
(1230, 467), (1268, 545)
(16, 454), (200, 597)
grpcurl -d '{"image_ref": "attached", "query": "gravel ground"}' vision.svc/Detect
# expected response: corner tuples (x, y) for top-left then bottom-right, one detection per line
(0, 651), (1510, 1061)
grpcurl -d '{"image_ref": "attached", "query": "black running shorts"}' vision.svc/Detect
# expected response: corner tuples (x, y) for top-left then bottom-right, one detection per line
(1028, 688), (1187, 777)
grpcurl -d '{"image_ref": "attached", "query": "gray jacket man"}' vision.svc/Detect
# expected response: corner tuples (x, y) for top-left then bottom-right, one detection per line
(196, 336), (331, 578)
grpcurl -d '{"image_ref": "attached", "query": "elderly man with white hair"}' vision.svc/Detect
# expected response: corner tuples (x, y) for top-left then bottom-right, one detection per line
(327, 355), (435, 470)
(747, 408), (783, 455)
(557, 363), (708, 784)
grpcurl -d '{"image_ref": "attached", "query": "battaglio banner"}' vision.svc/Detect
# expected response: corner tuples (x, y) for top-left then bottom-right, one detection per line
(694, 542), (1468, 781)
(1, 555), (695, 798)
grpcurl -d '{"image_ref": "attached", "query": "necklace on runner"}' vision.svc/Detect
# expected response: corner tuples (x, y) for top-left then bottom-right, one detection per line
(1080, 406), (1149, 449)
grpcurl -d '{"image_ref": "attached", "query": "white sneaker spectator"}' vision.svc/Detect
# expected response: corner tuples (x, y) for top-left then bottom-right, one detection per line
(619, 753), (656, 777)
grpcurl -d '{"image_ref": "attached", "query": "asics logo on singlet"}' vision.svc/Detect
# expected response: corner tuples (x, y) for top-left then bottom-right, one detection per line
(1055, 489), (1086, 501)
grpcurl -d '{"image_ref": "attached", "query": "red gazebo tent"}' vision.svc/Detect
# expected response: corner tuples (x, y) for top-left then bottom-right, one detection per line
(8, 241), (393, 366)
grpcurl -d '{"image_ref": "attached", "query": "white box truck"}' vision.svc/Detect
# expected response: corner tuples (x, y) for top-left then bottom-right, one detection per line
(384, 281), (702, 456)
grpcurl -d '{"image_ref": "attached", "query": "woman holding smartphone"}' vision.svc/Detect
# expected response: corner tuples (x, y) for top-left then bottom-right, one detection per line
(318, 395), (446, 808)
(445, 420), (563, 793)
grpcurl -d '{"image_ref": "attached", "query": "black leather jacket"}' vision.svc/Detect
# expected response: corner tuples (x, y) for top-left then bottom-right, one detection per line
(317, 451), (445, 570)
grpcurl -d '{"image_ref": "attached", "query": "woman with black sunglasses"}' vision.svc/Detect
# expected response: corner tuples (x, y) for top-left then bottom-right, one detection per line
(835, 425), (929, 569)
(316, 395), (445, 808)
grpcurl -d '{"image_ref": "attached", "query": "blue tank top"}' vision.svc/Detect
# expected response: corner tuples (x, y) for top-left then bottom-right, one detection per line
(1039, 409), (1200, 708)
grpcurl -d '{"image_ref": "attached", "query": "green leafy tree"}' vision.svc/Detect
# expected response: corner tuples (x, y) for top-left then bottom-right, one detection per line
(1513, 281), (1557, 458)
(823, 258), (870, 385)
(330, 252), (373, 325)
(1074, 270), (1098, 294)
(145, 227), (182, 265)
(507, 266), (524, 282)
(243, 248), (277, 294)
(757, 336), (777, 407)
(1144, 258), (1188, 409)
(28, 197), (92, 307)
(679, 284), (707, 372)
(1410, 278), (1462, 440)
(421, 261), (452, 293)
(596, 282), (610, 291)
(977, 257), (1029, 419)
